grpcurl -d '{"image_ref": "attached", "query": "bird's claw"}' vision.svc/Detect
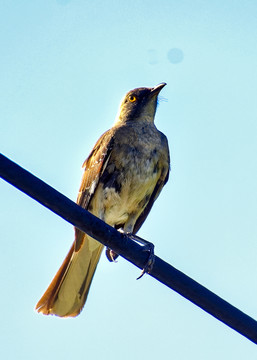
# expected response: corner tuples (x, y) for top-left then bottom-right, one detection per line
(136, 242), (155, 280)
(127, 234), (155, 280)
(106, 248), (119, 262)
(109, 232), (155, 278)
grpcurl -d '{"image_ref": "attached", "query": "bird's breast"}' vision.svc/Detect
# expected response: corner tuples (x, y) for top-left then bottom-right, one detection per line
(88, 123), (169, 229)
(91, 143), (163, 227)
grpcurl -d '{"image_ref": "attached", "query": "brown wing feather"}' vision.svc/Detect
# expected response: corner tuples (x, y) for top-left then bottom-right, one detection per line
(133, 169), (169, 234)
(74, 129), (114, 251)
(77, 129), (114, 208)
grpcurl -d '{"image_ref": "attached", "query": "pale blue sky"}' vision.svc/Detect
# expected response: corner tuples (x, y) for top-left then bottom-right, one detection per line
(1, 1), (257, 359)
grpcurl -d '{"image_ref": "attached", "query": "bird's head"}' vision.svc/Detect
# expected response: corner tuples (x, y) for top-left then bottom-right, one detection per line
(115, 83), (166, 124)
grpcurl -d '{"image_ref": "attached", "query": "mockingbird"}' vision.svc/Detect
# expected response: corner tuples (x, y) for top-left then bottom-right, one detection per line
(36, 83), (170, 317)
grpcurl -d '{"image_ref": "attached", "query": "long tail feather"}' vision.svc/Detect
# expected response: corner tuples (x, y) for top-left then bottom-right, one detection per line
(35, 233), (103, 317)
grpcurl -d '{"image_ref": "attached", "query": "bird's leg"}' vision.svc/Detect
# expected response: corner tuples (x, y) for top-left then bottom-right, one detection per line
(126, 233), (155, 279)
(106, 230), (155, 278)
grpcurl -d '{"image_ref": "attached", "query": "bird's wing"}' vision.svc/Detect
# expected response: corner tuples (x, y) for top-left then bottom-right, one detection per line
(35, 129), (115, 317)
(133, 164), (170, 234)
(74, 129), (114, 250)
(77, 130), (114, 208)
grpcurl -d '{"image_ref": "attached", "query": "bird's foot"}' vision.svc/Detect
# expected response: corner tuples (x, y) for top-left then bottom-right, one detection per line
(127, 233), (155, 279)
(106, 231), (155, 278)
(106, 248), (119, 262)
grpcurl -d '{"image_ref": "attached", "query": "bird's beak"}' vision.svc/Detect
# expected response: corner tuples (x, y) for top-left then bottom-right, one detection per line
(150, 83), (166, 97)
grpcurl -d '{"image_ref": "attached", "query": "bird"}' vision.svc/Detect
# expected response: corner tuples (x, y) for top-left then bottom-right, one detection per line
(35, 83), (170, 317)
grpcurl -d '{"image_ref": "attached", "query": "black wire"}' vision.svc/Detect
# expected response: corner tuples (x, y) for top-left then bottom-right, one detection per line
(1, 153), (257, 344)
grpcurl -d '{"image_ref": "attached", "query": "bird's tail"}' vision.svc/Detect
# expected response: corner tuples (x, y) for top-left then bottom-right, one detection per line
(35, 231), (104, 317)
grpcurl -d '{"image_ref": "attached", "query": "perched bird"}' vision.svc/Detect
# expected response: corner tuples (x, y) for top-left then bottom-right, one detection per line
(36, 83), (170, 317)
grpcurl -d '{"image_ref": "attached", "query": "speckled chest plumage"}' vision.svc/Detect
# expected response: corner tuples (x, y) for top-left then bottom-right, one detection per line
(89, 122), (169, 232)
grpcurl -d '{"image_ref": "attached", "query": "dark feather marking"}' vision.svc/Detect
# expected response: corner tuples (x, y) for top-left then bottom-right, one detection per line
(133, 170), (169, 234)
(138, 194), (151, 209)
(100, 167), (122, 193)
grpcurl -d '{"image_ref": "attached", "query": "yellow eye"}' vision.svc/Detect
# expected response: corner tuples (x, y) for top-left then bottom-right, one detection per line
(129, 95), (137, 102)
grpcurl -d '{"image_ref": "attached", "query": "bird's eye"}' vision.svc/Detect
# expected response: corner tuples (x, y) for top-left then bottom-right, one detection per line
(129, 95), (137, 102)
